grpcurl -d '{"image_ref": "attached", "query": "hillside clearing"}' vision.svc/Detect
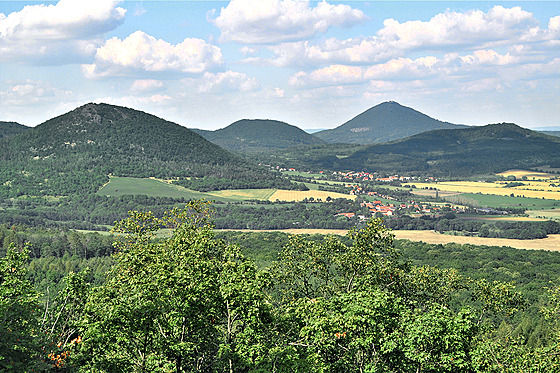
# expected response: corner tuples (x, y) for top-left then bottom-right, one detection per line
(97, 176), (235, 202)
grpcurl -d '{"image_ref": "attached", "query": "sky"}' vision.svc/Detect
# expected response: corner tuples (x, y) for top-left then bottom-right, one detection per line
(0, 0), (559, 130)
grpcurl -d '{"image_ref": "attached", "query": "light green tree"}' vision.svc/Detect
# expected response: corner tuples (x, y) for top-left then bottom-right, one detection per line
(73, 201), (273, 372)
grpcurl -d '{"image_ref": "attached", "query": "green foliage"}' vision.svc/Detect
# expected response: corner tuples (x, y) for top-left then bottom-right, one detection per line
(74, 201), (274, 372)
(0, 121), (29, 139)
(0, 245), (43, 372)
(265, 122), (560, 176)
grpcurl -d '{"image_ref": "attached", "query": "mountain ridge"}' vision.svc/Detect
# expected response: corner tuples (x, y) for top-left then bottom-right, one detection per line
(0, 121), (29, 139)
(193, 118), (325, 152)
(315, 101), (467, 144)
(0, 103), (292, 197)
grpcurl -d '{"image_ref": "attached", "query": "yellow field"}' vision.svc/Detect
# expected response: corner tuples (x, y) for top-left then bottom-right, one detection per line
(392, 230), (560, 251)
(208, 189), (277, 200)
(412, 181), (560, 200)
(217, 228), (560, 252)
(497, 169), (555, 179)
(268, 190), (356, 202)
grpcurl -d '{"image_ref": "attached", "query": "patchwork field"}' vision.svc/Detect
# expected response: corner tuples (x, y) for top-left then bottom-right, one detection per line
(268, 189), (355, 202)
(412, 181), (560, 200)
(97, 177), (354, 203)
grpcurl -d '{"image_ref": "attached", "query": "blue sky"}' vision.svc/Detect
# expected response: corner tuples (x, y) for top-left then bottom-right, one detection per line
(0, 1), (558, 130)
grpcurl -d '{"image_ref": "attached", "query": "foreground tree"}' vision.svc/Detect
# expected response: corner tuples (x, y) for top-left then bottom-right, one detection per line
(0, 245), (43, 372)
(270, 219), (526, 372)
(73, 201), (273, 372)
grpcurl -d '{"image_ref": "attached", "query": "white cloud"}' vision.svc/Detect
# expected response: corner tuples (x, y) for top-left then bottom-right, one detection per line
(378, 6), (535, 49)
(289, 57), (441, 87)
(247, 6), (557, 69)
(460, 50), (516, 66)
(0, 0), (125, 62)
(0, 80), (72, 106)
(195, 71), (260, 93)
(213, 0), (366, 44)
(82, 31), (223, 78)
(130, 79), (166, 93)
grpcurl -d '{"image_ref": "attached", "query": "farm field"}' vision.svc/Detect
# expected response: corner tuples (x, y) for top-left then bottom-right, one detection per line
(412, 181), (560, 200)
(497, 169), (555, 179)
(216, 229), (560, 252)
(207, 189), (276, 201)
(392, 230), (560, 252)
(96, 176), (236, 201)
(268, 189), (355, 202)
(97, 177), (354, 203)
(462, 215), (546, 222)
(443, 193), (560, 210)
(526, 209), (560, 221)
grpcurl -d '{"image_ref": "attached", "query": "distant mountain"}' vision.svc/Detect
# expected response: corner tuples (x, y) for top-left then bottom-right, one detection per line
(315, 101), (466, 144)
(533, 126), (560, 131)
(336, 123), (560, 176)
(0, 121), (29, 139)
(540, 131), (560, 138)
(194, 119), (325, 152)
(0, 103), (292, 198)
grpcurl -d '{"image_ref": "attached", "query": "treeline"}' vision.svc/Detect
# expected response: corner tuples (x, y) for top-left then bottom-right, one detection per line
(0, 224), (115, 259)
(213, 199), (371, 229)
(383, 214), (560, 239)
(0, 194), (191, 229)
(174, 174), (302, 192)
(3, 203), (559, 372)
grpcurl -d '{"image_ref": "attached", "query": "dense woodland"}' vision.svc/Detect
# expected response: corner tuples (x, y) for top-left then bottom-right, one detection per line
(0, 104), (294, 200)
(2, 202), (560, 372)
(260, 123), (560, 176)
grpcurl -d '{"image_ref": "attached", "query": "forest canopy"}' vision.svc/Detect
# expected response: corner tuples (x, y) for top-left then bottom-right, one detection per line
(1, 201), (560, 372)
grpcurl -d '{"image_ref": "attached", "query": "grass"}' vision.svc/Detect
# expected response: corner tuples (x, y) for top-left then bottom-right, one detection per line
(526, 209), (560, 221)
(444, 193), (560, 211)
(97, 176), (236, 202)
(282, 171), (325, 178)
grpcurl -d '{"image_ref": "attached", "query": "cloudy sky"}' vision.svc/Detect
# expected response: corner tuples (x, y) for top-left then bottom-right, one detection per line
(0, 0), (558, 130)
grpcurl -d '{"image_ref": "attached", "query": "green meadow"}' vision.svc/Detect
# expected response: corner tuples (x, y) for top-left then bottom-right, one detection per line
(444, 192), (560, 211)
(97, 177), (236, 202)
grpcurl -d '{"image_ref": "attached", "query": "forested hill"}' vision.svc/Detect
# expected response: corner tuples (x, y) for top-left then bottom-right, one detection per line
(336, 123), (560, 176)
(0, 121), (29, 139)
(0, 103), (292, 198)
(193, 119), (325, 152)
(315, 101), (465, 144)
